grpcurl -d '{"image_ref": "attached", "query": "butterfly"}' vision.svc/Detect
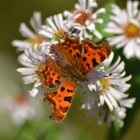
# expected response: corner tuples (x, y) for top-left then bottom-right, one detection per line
(40, 33), (111, 123)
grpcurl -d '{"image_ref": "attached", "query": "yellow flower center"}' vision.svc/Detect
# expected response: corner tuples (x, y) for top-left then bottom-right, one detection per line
(74, 10), (91, 25)
(38, 64), (45, 72)
(36, 64), (46, 83)
(55, 29), (65, 39)
(124, 23), (140, 38)
(100, 78), (111, 91)
(28, 35), (45, 45)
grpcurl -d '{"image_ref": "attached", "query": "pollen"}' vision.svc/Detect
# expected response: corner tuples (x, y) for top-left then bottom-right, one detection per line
(100, 78), (111, 91)
(124, 22), (140, 38)
(74, 10), (91, 25)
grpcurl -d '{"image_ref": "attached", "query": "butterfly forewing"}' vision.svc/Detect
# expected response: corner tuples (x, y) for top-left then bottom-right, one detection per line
(53, 33), (83, 63)
(80, 40), (111, 74)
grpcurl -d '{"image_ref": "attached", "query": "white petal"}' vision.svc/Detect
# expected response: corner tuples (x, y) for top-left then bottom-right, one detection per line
(123, 41), (135, 59)
(103, 52), (114, 67)
(108, 36), (126, 46)
(99, 95), (105, 106)
(134, 45), (140, 59)
(127, 0), (133, 18)
(120, 98), (136, 108)
(39, 30), (54, 38)
(103, 94), (113, 111)
(106, 92), (118, 108)
(19, 23), (36, 39)
(22, 75), (37, 84)
(29, 88), (39, 97)
(109, 87), (128, 100)
(17, 68), (35, 75)
(105, 27), (123, 34)
(12, 40), (31, 51)
(47, 17), (57, 32)
(30, 11), (42, 32)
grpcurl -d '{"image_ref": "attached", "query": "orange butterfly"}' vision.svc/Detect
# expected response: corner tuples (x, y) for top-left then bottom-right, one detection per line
(40, 33), (111, 123)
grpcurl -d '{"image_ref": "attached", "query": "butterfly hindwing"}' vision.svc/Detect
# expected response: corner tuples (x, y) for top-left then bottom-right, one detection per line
(44, 80), (77, 123)
(80, 40), (111, 74)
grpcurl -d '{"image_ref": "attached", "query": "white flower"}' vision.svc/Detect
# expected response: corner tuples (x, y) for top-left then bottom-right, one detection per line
(12, 11), (45, 51)
(39, 13), (69, 41)
(89, 52), (133, 111)
(105, 0), (140, 59)
(81, 52), (135, 127)
(64, 0), (105, 39)
(17, 43), (51, 97)
(0, 95), (43, 125)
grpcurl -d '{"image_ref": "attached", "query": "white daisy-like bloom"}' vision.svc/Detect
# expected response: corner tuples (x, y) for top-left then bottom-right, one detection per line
(0, 95), (43, 125)
(17, 43), (52, 97)
(12, 11), (45, 51)
(105, 0), (140, 59)
(97, 98), (135, 128)
(39, 13), (69, 41)
(81, 52), (136, 127)
(64, 0), (105, 39)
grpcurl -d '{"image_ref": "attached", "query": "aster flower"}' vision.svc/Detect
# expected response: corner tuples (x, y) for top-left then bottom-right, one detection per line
(64, 0), (105, 39)
(81, 52), (136, 127)
(105, 0), (140, 59)
(97, 98), (135, 128)
(0, 95), (43, 124)
(39, 13), (69, 41)
(17, 43), (52, 97)
(12, 11), (46, 51)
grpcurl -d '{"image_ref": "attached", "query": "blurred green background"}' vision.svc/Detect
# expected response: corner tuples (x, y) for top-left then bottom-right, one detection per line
(0, 0), (140, 140)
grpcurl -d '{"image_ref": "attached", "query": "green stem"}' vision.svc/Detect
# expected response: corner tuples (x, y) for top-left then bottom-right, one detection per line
(14, 121), (29, 140)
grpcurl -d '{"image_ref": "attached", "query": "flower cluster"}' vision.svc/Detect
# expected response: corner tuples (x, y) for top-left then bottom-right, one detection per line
(13, 0), (136, 127)
(81, 52), (135, 127)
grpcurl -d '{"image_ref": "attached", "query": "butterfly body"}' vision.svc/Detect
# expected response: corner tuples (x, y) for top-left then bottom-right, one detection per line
(41, 33), (111, 123)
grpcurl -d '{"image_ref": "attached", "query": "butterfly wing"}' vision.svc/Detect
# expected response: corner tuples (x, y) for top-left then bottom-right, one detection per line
(42, 34), (111, 123)
(80, 40), (111, 74)
(44, 80), (77, 123)
(52, 33), (83, 66)
(40, 58), (63, 88)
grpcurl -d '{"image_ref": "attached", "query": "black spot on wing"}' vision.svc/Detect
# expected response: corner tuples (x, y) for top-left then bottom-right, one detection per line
(69, 49), (72, 53)
(98, 53), (105, 61)
(82, 57), (87, 62)
(76, 52), (81, 58)
(86, 63), (91, 69)
(55, 80), (61, 84)
(60, 87), (65, 92)
(64, 96), (72, 103)
(67, 89), (70, 92)
(92, 58), (98, 67)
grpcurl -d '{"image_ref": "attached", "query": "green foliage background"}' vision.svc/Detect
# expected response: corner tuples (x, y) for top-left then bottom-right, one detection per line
(0, 0), (140, 140)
